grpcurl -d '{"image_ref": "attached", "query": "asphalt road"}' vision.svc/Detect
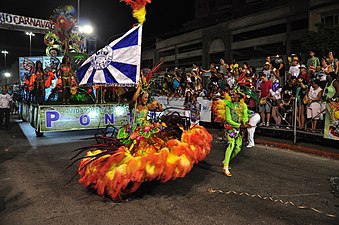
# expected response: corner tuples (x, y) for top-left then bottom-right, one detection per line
(0, 120), (338, 225)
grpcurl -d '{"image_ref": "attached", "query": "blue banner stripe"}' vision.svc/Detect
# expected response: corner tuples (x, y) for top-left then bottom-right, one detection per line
(87, 68), (96, 84)
(103, 68), (118, 84)
(110, 61), (137, 82)
(111, 27), (139, 50)
(76, 62), (91, 81)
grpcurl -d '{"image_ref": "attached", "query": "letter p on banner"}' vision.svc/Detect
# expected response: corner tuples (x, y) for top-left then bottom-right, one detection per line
(46, 111), (60, 128)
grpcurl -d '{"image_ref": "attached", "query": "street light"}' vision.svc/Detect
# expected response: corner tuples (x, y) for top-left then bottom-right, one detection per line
(3, 72), (11, 85)
(25, 32), (35, 56)
(1, 50), (8, 69)
(77, 25), (95, 54)
(78, 25), (93, 34)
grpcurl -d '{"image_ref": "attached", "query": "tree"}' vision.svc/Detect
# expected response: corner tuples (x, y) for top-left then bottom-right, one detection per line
(303, 23), (339, 58)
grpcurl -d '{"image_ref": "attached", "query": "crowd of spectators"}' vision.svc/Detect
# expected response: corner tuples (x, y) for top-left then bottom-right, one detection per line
(150, 50), (339, 133)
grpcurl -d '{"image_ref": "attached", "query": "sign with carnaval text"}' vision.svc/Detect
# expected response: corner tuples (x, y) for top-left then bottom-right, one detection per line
(0, 12), (52, 32)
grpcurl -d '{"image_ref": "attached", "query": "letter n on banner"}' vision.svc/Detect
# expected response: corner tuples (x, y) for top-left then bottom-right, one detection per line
(105, 114), (115, 125)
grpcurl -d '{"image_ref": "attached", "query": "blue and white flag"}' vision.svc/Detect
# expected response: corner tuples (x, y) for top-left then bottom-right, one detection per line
(77, 25), (142, 86)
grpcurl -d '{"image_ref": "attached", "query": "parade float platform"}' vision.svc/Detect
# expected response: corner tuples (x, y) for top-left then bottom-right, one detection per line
(20, 102), (130, 136)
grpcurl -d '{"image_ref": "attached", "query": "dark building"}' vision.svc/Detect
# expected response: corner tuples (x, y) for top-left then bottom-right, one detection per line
(142, 0), (339, 70)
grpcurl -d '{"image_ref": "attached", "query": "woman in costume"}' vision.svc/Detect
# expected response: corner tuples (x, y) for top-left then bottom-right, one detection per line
(130, 78), (163, 125)
(72, 77), (212, 200)
(29, 61), (45, 103)
(59, 56), (74, 104)
(213, 89), (249, 177)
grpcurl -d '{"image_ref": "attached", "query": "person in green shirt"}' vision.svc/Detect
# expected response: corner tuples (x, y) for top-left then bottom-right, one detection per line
(306, 50), (321, 78)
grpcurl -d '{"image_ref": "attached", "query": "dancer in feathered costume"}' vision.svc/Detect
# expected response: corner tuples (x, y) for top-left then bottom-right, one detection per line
(213, 89), (249, 177)
(72, 71), (212, 200)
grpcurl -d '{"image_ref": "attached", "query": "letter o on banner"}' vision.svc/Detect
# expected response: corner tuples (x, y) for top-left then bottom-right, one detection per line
(80, 114), (90, 126)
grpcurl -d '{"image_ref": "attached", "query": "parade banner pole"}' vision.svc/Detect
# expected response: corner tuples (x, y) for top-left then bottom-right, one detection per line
(293, 98), (297, 144)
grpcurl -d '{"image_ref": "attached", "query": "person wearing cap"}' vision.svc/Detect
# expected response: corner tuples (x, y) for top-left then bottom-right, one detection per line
(263, 62), (272, 80)
(221, 90), (249, 177)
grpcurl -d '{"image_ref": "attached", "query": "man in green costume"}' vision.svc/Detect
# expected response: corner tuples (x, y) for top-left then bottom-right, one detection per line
(222, 90), (249, 177)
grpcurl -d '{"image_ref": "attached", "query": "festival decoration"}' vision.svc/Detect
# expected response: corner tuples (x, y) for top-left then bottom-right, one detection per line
(72, 114), (212, 200)
(44, 31), (61, 56)
(324, 102), (339, 140)
(48, 8), (78, 54)
(140, 62), (163, 93)
(76, 25), (142, 86)
(120, 0), (152, 25)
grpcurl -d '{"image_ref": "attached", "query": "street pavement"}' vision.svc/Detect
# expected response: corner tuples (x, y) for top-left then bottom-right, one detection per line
(0, 117), (339, 225)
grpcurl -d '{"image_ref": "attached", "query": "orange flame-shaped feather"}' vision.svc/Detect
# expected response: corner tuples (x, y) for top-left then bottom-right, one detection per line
(120, 0), (151, 25)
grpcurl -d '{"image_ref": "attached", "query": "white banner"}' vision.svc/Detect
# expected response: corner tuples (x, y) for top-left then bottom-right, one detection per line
(0, 12), (52, 30)
(154, 96), (212, 122)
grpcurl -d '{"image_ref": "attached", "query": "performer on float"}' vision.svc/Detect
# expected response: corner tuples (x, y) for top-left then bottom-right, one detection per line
(213, 89), (249, 177)
(29, 61), (45, 103)
(59, 56), (74, 104)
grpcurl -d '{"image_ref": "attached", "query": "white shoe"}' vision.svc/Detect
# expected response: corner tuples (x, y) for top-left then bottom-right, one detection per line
(223, 166), (232, 177)
(246, 144), (254, 148)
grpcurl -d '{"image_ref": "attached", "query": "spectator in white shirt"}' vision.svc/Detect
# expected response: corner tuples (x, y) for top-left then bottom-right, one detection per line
(0, 89), (13, 130)
(288, 59), (300, 79)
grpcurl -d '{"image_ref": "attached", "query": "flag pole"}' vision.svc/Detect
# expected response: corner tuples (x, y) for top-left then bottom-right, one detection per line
(132, 24), (142, 125)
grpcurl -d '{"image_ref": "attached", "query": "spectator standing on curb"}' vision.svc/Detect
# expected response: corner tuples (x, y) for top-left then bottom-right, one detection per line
(269, 81), (282, 128)
(295, 75), (308, 129)
(0, 89), (13, 130)
(280, 77), (297, 129)
(306, 80), (323, 132)
(258, 73), (272, 127)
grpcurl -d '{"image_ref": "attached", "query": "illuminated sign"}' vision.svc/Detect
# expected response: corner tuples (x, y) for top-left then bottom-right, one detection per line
(39, 104), (131, 132)
(0, 12), (52, 30)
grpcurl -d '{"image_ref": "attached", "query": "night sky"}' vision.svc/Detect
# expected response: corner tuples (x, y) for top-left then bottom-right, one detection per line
(0, 0), (195, 72)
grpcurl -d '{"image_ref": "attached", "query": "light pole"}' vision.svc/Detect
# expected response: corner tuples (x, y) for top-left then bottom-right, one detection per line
(78, 0), (80, 24)
(1, 50), (8, 69)
(25, 32), (35, 56)
(78, 25), (94, 53)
